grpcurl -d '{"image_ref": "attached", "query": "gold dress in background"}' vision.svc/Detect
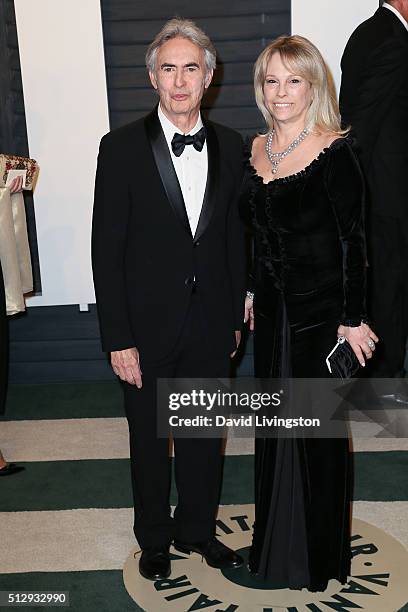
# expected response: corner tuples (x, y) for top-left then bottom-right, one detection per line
(0, 154), (39, 315)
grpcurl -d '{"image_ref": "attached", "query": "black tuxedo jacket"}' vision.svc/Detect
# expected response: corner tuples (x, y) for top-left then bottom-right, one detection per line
(92, 108), (246, 361)
(340, 7), (408, 219)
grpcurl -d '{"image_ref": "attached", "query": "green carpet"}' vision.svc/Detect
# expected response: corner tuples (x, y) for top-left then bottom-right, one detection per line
(354, 451), (408, 501)
(1, 382), (123, 420)
(1, 453), (407, 513)
(0, 458), (247, 512)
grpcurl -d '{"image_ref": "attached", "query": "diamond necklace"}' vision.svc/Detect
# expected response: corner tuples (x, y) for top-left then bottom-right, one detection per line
(265, 128), (310, 175)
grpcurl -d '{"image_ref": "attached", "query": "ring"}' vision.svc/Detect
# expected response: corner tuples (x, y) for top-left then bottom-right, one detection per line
(367, 339), (375, 349)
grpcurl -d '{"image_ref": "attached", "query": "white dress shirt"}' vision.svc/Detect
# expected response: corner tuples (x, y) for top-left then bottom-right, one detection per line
(383, 2), (408, 32)
(158, 104), (208, 237)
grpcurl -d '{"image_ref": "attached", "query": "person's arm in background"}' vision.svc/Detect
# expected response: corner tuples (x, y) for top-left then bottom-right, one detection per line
(340, 37), (406, 167)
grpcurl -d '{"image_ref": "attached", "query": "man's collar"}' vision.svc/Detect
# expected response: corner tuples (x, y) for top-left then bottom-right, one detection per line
(157, 104), (204, 146)
(382, 2), (408, 32)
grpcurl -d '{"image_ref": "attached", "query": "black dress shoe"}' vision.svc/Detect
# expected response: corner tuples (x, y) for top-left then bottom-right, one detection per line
(0, 463), (25, 477)
(139, 545), (171, 581)
(173, 537), (243, 569)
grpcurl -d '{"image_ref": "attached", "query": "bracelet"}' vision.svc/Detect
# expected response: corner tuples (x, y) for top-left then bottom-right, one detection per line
(246, 291), (254, 300)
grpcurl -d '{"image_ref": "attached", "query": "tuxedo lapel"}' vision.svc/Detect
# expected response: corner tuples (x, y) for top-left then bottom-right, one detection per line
(194, 119), (219, 242)
(144, 108), (192, 238)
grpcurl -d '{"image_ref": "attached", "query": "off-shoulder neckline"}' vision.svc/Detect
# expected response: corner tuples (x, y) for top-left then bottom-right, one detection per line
(246, 135), (351, 186)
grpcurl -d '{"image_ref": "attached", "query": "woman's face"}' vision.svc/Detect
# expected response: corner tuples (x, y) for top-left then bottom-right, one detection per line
(263, 52), (313, 126)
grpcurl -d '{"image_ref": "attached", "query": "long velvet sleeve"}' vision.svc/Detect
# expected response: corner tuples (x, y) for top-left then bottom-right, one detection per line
(325, 140), (367, 326)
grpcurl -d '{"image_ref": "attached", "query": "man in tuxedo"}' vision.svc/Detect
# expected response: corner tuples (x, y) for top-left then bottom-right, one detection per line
(340, 0), (408, 380)
(92, 18), (245, 580)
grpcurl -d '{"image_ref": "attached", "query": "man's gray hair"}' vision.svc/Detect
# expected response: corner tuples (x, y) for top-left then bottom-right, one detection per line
(145, 18), (217, 75)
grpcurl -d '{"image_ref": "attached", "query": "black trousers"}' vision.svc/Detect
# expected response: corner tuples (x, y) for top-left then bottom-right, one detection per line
(122, 294), (231, 549)
(368, 215), (408, 377)
(0, 263), (8, 414)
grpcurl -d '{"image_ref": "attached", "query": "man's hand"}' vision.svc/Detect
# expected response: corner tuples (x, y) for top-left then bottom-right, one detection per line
(244, 295), (254, 331)
(111, 347), (142, 388)
(9, 176), (24, 194)
(230, 330), (241, 358)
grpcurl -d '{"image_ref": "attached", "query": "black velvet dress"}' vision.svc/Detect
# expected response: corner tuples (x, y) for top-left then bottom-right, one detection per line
(240, 136), (366, 592)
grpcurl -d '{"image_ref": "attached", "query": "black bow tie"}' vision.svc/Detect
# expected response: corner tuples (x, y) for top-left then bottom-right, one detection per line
(171, 127), (206, 157)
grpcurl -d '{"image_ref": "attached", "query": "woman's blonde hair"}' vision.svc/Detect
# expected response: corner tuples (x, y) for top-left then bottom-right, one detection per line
(254, 35), (347, 135)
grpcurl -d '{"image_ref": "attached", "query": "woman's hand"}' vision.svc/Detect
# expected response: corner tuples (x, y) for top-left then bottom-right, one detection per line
(244, 295), (254, 331)
(337, 323), (379, 367)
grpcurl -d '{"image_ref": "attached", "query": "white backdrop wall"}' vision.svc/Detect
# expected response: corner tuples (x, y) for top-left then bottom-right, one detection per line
(14, 0), (110, 307)
(15, 1), (378, 307)
(291, 0), (379, 95)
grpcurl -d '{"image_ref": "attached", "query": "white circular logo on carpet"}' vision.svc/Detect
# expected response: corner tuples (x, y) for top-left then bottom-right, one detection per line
(123, 504), (408, 611)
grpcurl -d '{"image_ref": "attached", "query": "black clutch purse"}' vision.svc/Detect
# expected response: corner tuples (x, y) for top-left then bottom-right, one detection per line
(326, 336), (361, 379)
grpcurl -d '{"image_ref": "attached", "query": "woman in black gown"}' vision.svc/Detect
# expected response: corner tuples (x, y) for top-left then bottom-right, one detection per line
(240, 35), (378, 592)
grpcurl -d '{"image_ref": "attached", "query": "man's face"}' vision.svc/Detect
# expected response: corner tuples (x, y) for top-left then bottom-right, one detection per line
(149, 37), (213, 123)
